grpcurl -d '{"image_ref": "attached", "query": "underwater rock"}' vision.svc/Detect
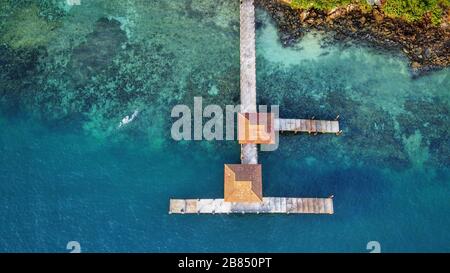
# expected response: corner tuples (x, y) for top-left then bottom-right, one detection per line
(0, 44), (46, 113)
(68, 18), (127, 86)
(0, 45), (44, 82)
(0, 3), (62, 49)
(397, 98), (450, 167)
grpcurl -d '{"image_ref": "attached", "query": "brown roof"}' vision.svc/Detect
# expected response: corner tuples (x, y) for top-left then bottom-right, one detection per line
(238, 113), (275, 145)
(224, 164), (263, 203)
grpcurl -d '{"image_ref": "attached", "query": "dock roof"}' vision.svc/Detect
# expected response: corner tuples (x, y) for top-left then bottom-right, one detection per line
(238, 112), (275, 145)
(224, 164), (263, 203)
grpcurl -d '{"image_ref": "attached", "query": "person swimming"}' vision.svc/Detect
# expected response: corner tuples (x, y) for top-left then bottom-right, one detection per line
(118, 109), (139, 128)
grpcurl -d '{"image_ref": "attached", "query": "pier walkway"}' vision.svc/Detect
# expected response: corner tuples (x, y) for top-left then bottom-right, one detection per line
(170, 197), (334, 214)
(240, 0), (257, 113)
(241, 143), (258, 164)
(276, 118), (340, 134)
(240, 0), (258, 165)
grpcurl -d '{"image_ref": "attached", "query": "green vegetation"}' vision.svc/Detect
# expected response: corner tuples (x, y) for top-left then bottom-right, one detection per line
(1, 5), (60, 49)
(290, 0), (371, 11)
(382, 0), (449, 25)
(0, 0), (65, 49)
(289, 0), (450, 25)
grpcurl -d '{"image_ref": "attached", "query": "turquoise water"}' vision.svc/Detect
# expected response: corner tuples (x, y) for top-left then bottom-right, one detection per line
(0, 1), (449, 252)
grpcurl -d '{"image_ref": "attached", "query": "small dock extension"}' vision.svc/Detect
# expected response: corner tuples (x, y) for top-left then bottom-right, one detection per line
(169, 197), (334, 215)
(275, 118), (340, 134)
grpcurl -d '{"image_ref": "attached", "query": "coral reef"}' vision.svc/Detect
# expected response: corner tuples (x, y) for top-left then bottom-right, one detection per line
(0, 1), (65, 49)
(0, 0), (448, 169)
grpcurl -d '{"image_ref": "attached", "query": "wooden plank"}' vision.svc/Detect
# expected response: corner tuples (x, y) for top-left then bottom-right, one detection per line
(326, 198), (334, 214)
(326, 120), (331, 132)
(241, 143), (257, 164)
(286, 198), (292, 212)
(198, 199), (215, 213)
(169, 199), (185, 214)
(304, 120), (310, 132)
(305, 198), (310, 213)
(269, 198), (275, 213)
(311, 120), (317, 132)
(316, 121), (322, 133)
(319, 199), (325, 214)
(185, 199), (198, 213)
(276, 197), (281, 212)
(321, 121), (327, 133)
(290, 198), (297, 213)
(286, 198), (292, 213)
(295, 120), (300, 130)
(331, 121), (339, 133)
(281, 198), (287, 212)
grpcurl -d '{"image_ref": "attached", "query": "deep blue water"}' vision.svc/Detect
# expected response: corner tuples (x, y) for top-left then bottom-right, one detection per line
(0, 1), (449, 252)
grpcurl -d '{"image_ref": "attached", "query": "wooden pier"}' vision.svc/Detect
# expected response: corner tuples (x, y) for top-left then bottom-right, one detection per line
(241, 143), (258, 164)
(169, 197), (334, 214)
(168, 0), (336, 216)
(240, 0), (257, 114)
(240, 0), (258, 165)
(275, 118), (340, 134)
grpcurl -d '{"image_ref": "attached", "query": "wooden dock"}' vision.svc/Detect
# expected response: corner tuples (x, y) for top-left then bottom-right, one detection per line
(169, 197), (334, 214)
(275, 118), (340, 134)
(167, 0), (337, 216)
(240, 0), (257, 114)
(241, 143), (258, 164)
(240, 0), (258, 165)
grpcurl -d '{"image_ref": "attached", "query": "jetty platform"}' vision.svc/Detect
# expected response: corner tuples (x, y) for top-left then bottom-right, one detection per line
(169, 197), (334, 214)
(276, 118), (340, 134)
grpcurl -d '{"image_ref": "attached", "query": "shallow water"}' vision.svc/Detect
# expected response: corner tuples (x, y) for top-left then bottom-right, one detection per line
(0, 1), (449, 252)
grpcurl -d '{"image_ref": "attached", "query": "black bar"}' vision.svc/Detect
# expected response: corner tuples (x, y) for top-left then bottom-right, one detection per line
(0, 253), (448, 272)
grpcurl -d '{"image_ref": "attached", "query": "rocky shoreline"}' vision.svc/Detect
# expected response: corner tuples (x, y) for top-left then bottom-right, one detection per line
(256, 0), (450, 76)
